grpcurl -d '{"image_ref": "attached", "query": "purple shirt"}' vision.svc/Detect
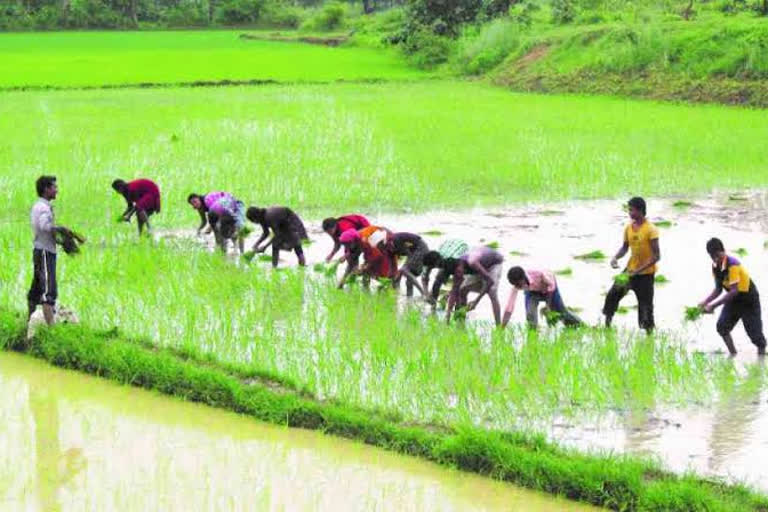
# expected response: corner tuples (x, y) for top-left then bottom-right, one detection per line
(461, 246), (504, 271)
(204, 192), (238, 216)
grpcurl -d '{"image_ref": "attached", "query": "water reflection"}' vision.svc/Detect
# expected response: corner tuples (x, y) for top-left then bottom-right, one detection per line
(0, 353), (593, 511)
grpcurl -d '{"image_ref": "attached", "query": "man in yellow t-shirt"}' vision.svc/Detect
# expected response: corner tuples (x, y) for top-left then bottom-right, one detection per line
(698, 237), (766, 356)
(602, 197), (661, 333)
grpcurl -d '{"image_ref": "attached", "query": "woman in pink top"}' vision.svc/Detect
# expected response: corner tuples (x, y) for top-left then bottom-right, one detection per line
(502, 266), (583, 328)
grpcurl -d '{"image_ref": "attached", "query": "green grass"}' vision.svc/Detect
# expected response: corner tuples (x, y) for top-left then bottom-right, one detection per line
(0, 30), (429, 88)
(2, 310), (766, 511)
(4, 80), (768, 229)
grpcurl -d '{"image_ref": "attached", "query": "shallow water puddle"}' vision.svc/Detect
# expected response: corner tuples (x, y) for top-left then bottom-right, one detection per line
(0, 352), (595, 511)
(157, 190), (768, 490)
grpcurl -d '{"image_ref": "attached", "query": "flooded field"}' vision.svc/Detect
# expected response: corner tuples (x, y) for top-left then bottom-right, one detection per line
(0, 351), (596, 511)
(161, 190), (768, 490)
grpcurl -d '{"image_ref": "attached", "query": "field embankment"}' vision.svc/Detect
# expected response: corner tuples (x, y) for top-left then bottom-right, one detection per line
(459, 15), (768, 107)
(1, 309), (766, 511)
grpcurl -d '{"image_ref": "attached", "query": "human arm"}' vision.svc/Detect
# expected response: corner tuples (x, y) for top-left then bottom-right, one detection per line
(705, 283), (737, 312)
(196, 210), (208, 234)
(326, 237), (341, 263)
(252, 223), (271, 252)
(610, 241), (629, 269)
(629, 238), (661, 276)
(501, 287), (519, 328)
(466, 261), (492, 310)
(337, 252), (360, 289)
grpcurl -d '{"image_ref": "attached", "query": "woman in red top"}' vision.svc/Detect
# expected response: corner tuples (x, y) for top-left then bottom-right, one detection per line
(112, 178), (161, 236)
(322, 214), (370, 263)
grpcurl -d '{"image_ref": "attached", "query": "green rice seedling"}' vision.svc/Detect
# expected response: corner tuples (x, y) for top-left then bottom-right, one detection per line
(655, 220), (673, 228)
(728, 195), (748, 202)
(685, 306), (703, 322)
(614, 273), (630, 286)
(575, 250), (606, 261)
(421, 230), (444, 236)
(538, 210), (564, 216)
(485, 241), (500, 249)
(258, 254), (274, 262)
(301, 239), (314, 246)
(555, 267), (573, 276)
(672, 200), (693, 208)
(735, 247), (748, 257)
(509, 250), (529, 257)
(654, 274), (669, 284)
(242, 251), (257, 263)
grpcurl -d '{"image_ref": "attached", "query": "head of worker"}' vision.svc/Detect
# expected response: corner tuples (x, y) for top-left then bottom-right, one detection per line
(37, 175), (58, 201)
(422, 251), (442, 271)
(507, 266), (529, 290)
(322, 218), (339, 238)
(339, 229), (361, 252)
(368, 229), (388, 251)
(627, 196), (646, 222)
(111, 179), (128, 195)
(706, 237), (726, 264)
(187, 193), (205, 211)
(246, 206), (266, 224)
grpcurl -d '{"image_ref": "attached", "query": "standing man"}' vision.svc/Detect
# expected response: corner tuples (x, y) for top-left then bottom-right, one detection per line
(187, 192), (247, 254)
(322, 215), (370, 263)
(246, 206), (309, 268)
(502, 266), (583, 329)
(603, 197), (660, 333)
(27, 176), (71, 326)
(112, 178), (161, 236)
(444, 246), (504, 326)
(698, 238), (766, 356)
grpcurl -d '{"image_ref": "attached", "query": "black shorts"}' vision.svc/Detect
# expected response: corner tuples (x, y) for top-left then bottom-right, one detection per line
(28, 249), (57, 306)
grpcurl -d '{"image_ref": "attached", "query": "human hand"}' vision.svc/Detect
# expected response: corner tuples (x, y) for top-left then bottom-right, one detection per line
(610, 258), (619, 269)
(704, 304), (714, 314)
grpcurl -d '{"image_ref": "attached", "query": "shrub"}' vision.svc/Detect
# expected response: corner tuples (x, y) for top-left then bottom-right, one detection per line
(402, 24), (454, 68)
(261, 3), (306, 28)
(454, 17), (521, 74)
(300, 2), (346, 31)
(161, 4), (208, 26)
(216, 0), (265, 24)
(551, 0), (576, 23)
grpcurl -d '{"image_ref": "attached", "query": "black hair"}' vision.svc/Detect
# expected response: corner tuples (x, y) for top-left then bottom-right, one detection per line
(422, 251), (442, 269)
(36, 175), (56, 198)
(628, 196), (646, 216)
(112, 179), (127, 192)
(507, 266), (528, 286)
(246, 206), (265, 223)
(322, 218), (337, 232)
(706, 237), (725, 257)
(187, 193), (203, 204)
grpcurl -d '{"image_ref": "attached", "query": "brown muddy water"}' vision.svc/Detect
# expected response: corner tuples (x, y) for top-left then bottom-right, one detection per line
(0, 352), (596, 511)
(160, 191), (768, 490)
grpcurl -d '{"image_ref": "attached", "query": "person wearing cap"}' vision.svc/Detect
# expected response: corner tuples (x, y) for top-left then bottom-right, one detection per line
(246, 206), (308, 268)
(603, 196), (660, 333)
(698, 237), (767, 356)
(443, 245), (504, 325)
(112, 178), (160, 236)
(502, 266), (583, 329)
(322, 214), (370, 263)
(373, 232), (430, 298)
(422, 239), (469, 304)
(337, 227), (393, 289)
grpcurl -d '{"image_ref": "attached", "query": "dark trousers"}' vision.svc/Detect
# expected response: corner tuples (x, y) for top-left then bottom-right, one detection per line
(27, 249), (57, 316)
(717, 289), (767, 348)
(603, 273), (655, 331)
(525, 288), (583, 327)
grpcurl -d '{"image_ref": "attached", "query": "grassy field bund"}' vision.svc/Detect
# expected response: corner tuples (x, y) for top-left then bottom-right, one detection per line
(4, 30), (768, 510)
(0, 31), (429, 89)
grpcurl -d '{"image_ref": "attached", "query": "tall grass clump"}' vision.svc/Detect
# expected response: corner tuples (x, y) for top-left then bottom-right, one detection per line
(453, 18), (523, 75)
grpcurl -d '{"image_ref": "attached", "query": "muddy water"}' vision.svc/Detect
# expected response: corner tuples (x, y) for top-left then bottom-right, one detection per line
(0, 352), (596, 511)
(159, 191), (768, 490)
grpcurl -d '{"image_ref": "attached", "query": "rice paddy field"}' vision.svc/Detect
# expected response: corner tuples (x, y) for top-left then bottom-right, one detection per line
(3, 30), (768, 510)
